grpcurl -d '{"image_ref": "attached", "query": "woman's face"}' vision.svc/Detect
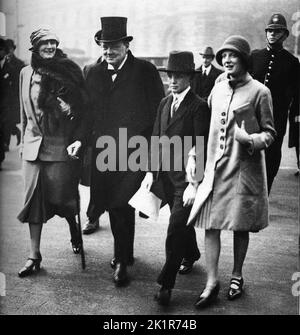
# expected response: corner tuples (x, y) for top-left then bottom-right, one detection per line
(38, 39), (57, 59)
(221, 50), (245, 78)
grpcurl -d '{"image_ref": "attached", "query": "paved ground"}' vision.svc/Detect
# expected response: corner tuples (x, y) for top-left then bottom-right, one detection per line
(0, 135), (299, 315)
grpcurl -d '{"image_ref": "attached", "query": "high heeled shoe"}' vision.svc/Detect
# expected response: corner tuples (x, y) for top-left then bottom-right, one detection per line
(194, 281), (220, 309)
(18, 253), (42, 278)
(227, 277), (244, 300)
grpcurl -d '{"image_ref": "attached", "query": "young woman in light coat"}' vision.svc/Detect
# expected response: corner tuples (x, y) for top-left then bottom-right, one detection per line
(186, 35), (276, 308)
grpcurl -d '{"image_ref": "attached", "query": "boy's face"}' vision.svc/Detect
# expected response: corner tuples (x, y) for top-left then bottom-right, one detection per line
(167, 72), (191, 94)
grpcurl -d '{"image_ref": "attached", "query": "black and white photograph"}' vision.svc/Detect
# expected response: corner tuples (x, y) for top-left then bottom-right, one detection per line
(0, 0), (299, 321)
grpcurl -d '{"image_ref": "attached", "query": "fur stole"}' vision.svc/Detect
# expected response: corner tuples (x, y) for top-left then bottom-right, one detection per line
(31, 49), (88, 120)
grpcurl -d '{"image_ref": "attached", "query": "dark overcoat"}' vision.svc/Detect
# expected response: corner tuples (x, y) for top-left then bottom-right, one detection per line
(191, 64), (223, 100)
(150, 90), (210, 195)
(84, 51), (164, 214)
(250, 47), (299, 139)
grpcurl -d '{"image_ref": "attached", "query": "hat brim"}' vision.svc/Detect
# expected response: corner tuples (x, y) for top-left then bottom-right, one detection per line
(216, 45), (248, 66)
(158, 67), (200, 73)
(94, 30), (133, 45)
(265, 25), (289, 36)
(199, 53), (215, 57)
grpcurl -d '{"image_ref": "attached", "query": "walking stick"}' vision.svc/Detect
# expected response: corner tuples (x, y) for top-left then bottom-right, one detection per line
(76, 190), (86, 270)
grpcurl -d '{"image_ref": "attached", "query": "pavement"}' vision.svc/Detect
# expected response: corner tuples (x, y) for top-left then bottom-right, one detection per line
(0, 135), (299, 315)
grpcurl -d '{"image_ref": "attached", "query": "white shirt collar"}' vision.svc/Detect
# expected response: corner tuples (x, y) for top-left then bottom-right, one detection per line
(107, 53), (128, 71)
(172, 86), (191, 105)
(202, 64), (212, 75)
(0, 57), (6, 69)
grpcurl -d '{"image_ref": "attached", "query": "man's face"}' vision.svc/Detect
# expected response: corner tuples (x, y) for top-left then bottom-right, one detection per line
(38, 39), (57, 59)
(266, 28), (287, 45)
(221, 50), (245, 78)
(202, 55), (213, 68)
(101, 41), (128, 68)
(167, 72), (191, 94)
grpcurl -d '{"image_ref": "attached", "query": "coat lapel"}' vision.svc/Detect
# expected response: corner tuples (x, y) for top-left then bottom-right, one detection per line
(160, 95), (173, 134)
(23, 67), (43, 132)
(166, 90), (194, 130)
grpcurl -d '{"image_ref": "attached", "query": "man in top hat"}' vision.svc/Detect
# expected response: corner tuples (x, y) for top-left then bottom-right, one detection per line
(1, 39), (25, 151)
(83, 17), (164, 286)
(141, 51), (210, 305)
(250, 13), (300, 193)
(191, 46), (223, 101)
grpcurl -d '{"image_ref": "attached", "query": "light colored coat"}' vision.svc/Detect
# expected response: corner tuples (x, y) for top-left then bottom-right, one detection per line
(20, 66), (43, 161)
(188, 73), (276, 232)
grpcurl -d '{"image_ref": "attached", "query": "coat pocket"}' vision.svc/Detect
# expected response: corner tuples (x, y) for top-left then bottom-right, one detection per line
(237, 155), (263, 195)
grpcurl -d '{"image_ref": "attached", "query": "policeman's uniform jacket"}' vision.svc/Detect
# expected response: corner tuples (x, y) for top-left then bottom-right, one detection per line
(250, 47), (299, 139)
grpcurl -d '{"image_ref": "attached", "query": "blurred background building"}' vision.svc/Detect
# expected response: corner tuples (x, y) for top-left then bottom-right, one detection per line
(0, 0), (299, 68)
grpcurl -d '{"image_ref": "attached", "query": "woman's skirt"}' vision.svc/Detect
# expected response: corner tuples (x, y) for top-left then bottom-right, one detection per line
(18, 159), (80, 224)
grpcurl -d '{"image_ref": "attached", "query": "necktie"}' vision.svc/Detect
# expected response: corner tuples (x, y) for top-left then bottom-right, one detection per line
(202, 68), (207, 78)
(108, 69), (119, 76)
(171, 97), (179, 118)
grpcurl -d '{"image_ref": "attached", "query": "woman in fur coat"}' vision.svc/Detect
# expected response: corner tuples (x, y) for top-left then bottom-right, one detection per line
(18, 29), (89, 277)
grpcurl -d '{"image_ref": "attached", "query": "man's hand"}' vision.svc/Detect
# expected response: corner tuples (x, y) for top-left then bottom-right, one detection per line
(67, 141), (82, 159)
(141, 172), (154, 192)
(183, 183), (197, 207)
(235, 120), (251, 146)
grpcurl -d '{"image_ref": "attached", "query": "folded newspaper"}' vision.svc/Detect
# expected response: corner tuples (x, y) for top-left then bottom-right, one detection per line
(129, 186), (162, 220)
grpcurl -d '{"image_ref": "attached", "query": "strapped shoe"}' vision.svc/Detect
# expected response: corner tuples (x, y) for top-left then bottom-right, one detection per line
(227, 277), (244, 300)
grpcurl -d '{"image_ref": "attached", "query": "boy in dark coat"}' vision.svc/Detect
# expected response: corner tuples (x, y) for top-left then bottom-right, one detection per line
(141, 51), (210, 305)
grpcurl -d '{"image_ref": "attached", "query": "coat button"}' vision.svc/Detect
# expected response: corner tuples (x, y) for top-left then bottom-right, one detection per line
(220, 136), (225, 141)
(266, 73), (270, 77)
(270, 61), (273, 64)
(268, 66), (272, 69)
(271, 54), (275, 58)
(220, 128), (225, 132)
(220, 144), (224, 149)
(221, 112), (226, 116)
(221, 119), (226, 125)
(265, 79), (269, 83)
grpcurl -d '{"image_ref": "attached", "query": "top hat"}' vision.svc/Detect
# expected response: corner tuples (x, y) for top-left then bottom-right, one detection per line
(265, 13), (289, 36)
(158, 51), (199, 73)
(199, 46), (215, 57)
(216, 35), (251, 69)
(94, 16), (133, 45)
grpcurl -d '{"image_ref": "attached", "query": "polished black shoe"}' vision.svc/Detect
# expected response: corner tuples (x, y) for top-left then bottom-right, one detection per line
(82, 218), (100, 235)
(154, 287), (172, 306)
(178, 258), (196, 275)
(227, 277), (244, 300)
(194, 282), (220, 309)
(113, 263), (128, 287)
(18, 253), (42, 278)
(71, 239), (82, 254)
(110, 257), (134, 269)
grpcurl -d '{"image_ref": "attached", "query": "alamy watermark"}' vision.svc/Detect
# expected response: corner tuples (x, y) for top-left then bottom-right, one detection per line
(95, 128), (205, 181)
(291, 272), (300, 297)
(0, 272), (5, 296)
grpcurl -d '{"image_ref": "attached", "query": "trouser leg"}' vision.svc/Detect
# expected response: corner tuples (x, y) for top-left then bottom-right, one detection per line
(109, 205), (135, 264)
(265, 137), (284, 195)
(157, 195), (192, 289)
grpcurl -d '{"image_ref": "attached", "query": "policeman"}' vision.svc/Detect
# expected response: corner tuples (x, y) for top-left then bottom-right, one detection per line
(250, 13), (300, 193)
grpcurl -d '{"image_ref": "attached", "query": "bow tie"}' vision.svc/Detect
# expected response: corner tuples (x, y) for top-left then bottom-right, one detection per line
(107, 69), (119, 76)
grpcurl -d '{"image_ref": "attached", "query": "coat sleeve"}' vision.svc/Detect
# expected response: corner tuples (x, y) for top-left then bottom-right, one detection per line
(249, 87), (276, 152)
(143, 62), (165, 127)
